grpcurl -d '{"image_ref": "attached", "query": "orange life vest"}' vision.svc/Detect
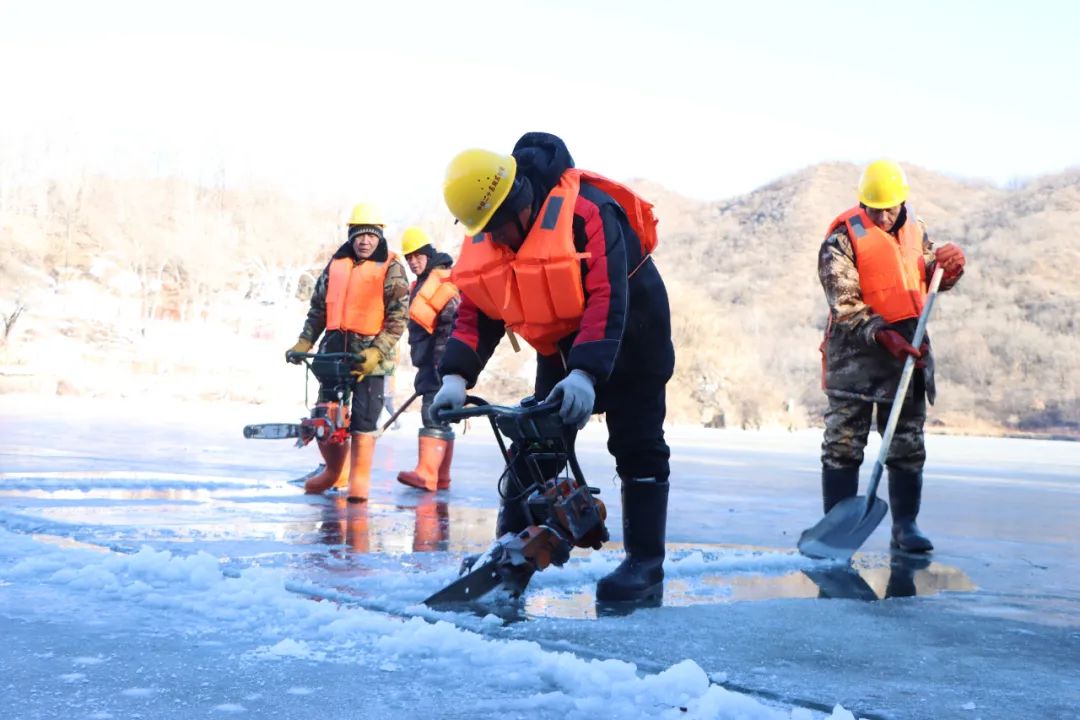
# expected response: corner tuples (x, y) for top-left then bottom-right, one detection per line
(452, 169), (658, 355)
(409, 268), (459, 334)
(828, 206), (927, 324)
(325, 253), (398, 335)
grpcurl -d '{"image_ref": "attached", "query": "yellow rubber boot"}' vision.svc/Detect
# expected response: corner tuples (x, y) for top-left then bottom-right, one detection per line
(304, 440), (350, 495)
(347, 432), (376, 503)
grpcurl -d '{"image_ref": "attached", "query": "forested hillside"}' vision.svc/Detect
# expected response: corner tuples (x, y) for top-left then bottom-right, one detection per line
(2, 164), (1076, 437)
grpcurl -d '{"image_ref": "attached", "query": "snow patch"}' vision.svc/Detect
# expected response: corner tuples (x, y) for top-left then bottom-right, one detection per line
(0, 526), (852, 720)
(373, 617), (801, 718)
(286, 687), (315, 695)
(213, 703), (247, 713)
(254, 638), (326, 661)
(526, 547), (816, 594)
(120, 687), (156, 697)
(73, 655), (108, 665)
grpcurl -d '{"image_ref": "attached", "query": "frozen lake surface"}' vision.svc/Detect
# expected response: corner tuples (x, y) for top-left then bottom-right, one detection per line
(1, 396), (1078, 719)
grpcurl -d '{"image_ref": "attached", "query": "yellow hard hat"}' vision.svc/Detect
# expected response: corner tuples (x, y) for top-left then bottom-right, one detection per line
(443, 149), (517, 235)
(348, 202), (385, 227)
(400, 226), (432, 256)
(857, 160), (909, 209)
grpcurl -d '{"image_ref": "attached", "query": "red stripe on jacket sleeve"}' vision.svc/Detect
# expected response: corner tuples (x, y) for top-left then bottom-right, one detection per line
(452, 293), (482, 351)
(574, 197), (612, 344)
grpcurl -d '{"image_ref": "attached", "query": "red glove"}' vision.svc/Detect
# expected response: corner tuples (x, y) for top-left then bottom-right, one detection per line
(935, 244), (965, 280)
(875, 329), (927, 368)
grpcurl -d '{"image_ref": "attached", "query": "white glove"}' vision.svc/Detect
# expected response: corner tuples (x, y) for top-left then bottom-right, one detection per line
(545, 369), (595, 429)
(430, 374), (468, 421)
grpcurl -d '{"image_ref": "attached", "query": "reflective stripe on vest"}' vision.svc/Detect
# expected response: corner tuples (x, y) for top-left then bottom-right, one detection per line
(325, 253), (397, 335)
(409, 268), (458, 334)
(828, 206), (926, 323)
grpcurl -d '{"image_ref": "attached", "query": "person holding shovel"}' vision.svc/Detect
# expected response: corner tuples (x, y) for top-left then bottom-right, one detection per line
(396, 226), (461, 492)
(285, 202), (409, 502)
(817, 160), (965, 552)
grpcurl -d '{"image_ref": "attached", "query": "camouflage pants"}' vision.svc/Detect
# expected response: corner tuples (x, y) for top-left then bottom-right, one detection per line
(821, 388), (927, 473)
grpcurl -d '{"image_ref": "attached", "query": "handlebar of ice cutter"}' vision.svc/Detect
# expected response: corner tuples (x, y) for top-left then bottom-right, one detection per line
(436, 395), (576, 490)
(285, 351), (363, 363)
(432, 396), (560, 424)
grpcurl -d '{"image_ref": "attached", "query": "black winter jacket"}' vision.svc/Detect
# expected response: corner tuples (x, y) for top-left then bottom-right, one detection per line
(408, 252), (460, 395)
(439, 132), (674, 402)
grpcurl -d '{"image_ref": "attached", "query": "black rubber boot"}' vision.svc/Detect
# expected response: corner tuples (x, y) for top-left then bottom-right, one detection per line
(885, 552), (932, 598)
(595, 477), (668, 603)
(822, 466), (860, 514)
(888, 469), (933, 553)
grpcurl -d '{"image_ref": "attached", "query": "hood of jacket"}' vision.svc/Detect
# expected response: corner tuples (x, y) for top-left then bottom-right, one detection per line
(417, 251), (453, 283)
(510, 132), (575, 220)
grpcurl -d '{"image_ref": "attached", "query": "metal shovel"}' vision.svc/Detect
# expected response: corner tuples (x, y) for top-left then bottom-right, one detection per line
(798, 266), (945, 561)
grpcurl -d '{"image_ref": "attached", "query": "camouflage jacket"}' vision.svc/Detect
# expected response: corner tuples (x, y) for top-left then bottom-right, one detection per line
(818, 209), (962, 405)
(298, 239), (409, 377)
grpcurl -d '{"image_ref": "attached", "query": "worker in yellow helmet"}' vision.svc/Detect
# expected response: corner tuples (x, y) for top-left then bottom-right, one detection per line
(434, 132), (674, 604)
(284, 202), (409, 503)
(816, 160), (966, 552)
(395, 226), (461, 493)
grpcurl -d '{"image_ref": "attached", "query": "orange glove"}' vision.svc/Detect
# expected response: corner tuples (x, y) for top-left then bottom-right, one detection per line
(935, 244), (965, 280)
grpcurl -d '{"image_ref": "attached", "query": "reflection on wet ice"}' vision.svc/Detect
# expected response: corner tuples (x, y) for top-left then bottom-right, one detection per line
(303, 492), (495, 558)
(518, 551), (977, 621)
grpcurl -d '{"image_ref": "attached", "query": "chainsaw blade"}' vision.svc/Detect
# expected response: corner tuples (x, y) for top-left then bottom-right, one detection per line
(423, 560), (505, 606)
(243, 423), (304, 440)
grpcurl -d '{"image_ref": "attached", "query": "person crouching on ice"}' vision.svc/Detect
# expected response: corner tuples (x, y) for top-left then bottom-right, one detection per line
(396, 226), (461, 492)
(285, 203), (408, 502)
(430, 132), (675, 603)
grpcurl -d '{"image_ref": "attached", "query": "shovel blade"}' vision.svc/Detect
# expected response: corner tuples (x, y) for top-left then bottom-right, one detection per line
(802, 567), (880, 601)
(797, 495), (889, 561)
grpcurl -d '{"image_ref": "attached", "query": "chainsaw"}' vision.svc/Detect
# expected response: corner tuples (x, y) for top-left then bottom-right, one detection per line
(423, 396), (608, 607)
(242, 351), (358, 448)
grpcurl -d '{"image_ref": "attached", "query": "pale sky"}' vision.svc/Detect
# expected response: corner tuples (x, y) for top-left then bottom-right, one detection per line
(1, 0), (1077, 223)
